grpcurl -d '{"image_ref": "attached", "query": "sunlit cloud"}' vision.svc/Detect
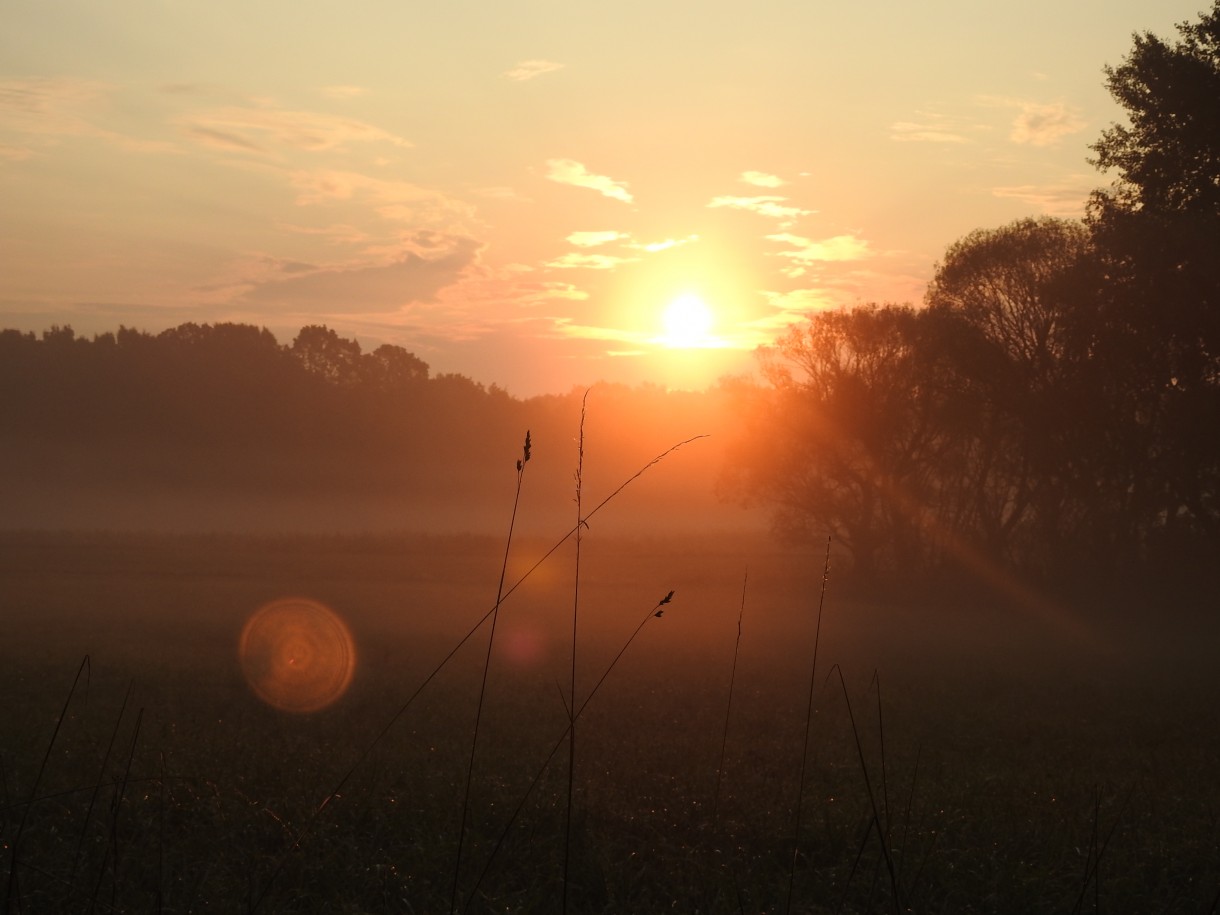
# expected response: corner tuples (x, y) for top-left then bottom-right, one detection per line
(707, 195), (811, 224)
(767, 232), (871, 263)
(754, 288), (839, 332)
(567, 230), (626, 247)
(545, 159), (633, 203)
(320, 85), (369, 99)
(546, 252), (638, 270)
(429, 266), (591, 331)
(741, 170), (785, 188)
(502, 60), (565, 82)
(1009, 100), (1086, 146)
(552, 320), (645, 343)
(562, 231), (696, 253)
(889, 120), (970, 143)
(538, 281), (589, 301)
(180, 106), (413, 155)
(629, 235), (699, 253)
(991, 176), (1092, 216)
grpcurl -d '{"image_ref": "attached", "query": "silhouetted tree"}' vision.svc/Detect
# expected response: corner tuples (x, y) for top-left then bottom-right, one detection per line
(291, 325), (364, 386)
(726, 305), (949, 575)
(362, 343), (429, 394)
(925, 217), (1103, 570)
(1088, 2), (1220, 550)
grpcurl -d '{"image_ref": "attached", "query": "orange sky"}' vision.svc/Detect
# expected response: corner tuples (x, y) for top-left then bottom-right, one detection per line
(0, 0), (1204, 395)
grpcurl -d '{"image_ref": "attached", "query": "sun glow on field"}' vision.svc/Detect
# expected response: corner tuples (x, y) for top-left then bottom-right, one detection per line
(659, 293), (716, 348)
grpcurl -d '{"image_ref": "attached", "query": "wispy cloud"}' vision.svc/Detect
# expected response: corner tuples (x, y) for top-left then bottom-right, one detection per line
(629, 235), (698, 253)
(288, 169), (475, 230)
(180, 105), (413, 155)
(563, 231), (696, 253)
(567, 230), (625, 247)
(741, 170), (785, 188)
(241, 234), (480, 310)
(0, 142), (34, 161)
(708, 195), (811, 224)
(0, 76), (175, 155)
(755, 288), (838, 330)
(0, 76), (106, 128)
(889, 120), (971, 144)
(991, 176), (1092, 216)
(547, 251), (638, 270)
(502, 60), (565, 82)
(545, 159), (633, 203)
(1008, 100), (1086, 146)
(185, 125), (263, 153)
(767, 232), (871, 265)
(278, 222), (372, 247)
(552, 320), (646, 344)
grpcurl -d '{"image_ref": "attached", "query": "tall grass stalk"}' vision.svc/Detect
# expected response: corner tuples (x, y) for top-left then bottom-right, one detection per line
(1070, 783), (1134, 915)
(94, 704), (144, 913)
(785, 537), (831, 914)
(563, 394), (588, 915)
(466, 590), (675, 911)
(71, 680), (133, 882)
(249, 433), (706, 912)
(4, 655), (90, 910)
(712, 570), (748, 830)
(449, 430), (531, 914)
(831, 664), (902, 913)
(871, 671), (891, 844)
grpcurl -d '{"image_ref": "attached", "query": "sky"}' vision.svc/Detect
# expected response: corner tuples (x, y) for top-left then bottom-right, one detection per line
(0, 0), (1208, 396)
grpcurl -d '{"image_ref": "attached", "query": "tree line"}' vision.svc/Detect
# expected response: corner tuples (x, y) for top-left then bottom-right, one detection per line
(724, 5), (1219, 596)
(0, 321), (734, 535)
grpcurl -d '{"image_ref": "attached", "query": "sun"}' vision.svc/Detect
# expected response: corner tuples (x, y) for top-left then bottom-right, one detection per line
(659, 292), (715, 348)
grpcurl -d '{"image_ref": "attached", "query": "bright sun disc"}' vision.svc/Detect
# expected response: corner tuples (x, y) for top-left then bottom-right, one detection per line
(661, 293), (714, 347)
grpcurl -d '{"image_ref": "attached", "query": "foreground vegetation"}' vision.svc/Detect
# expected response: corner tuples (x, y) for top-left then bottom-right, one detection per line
(2, 530), (1217, 913)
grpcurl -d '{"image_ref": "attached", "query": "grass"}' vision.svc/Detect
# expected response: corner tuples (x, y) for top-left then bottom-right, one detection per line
(1, 524), (1218, 912)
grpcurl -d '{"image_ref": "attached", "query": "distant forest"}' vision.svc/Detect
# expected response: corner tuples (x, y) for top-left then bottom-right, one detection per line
(3, 6), (1218, 602)
(0, 322), (741, 538)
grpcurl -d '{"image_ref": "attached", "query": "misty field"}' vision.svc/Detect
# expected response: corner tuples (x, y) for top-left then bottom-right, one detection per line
(1, 530), (1217, 913)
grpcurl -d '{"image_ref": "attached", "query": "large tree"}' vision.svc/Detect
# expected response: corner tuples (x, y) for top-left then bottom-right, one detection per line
(1088, 2), (1220, 546)
(925, 217), (1104, 569)
(725, 304), (953, 576)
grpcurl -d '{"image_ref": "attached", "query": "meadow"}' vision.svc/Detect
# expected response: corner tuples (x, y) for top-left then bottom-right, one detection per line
(1, 528), (1217, 913)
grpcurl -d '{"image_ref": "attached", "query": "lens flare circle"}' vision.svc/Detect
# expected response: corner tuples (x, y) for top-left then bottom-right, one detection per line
(239, 598), (356, 713)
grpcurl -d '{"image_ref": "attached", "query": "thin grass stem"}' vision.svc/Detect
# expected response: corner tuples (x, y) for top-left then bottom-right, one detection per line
(830, 664), (903, 914)
(563, 393), (588, 915)
(72, 681), (133, 883)
(449, 430), (531, 914)
(785, 537), (831, 914)
(5, 655), (91, 911)
(713, 570), (748, 830)
(465, 590), (675, 911)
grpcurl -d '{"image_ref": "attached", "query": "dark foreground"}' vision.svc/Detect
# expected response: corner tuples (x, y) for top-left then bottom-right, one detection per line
(1, 531), (1217, 913)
